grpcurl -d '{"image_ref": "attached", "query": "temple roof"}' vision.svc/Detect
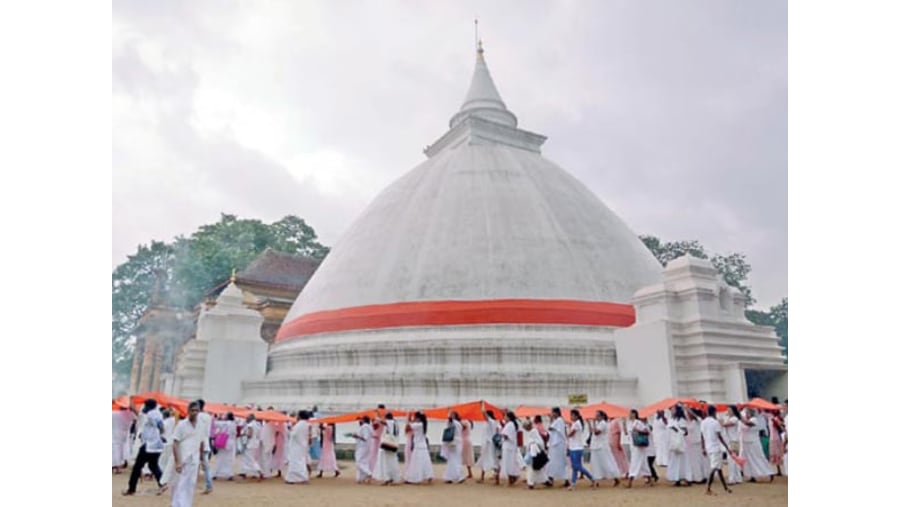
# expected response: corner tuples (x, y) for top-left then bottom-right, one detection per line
(236, 248), (321, 291)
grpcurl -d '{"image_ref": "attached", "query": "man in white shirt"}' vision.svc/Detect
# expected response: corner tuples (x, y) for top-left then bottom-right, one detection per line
(196, 400), (214, 494)
(171, 401), (204, 507)
(700, 406), (732, 496)
(123, 399), (166, 495)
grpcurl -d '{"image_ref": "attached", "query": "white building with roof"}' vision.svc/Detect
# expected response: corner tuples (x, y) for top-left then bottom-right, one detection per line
(236, 43), (786, 411)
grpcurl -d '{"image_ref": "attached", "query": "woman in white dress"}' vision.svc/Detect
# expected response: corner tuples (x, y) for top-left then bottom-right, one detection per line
(403, 412), (434, 484)
(625, 410), (653, 488)
(285, 411), (311, 484)
(665, 405), (690, 487)
(476, 406), (501, 485)
(239, 415), (264, 480)
(212, 413), (237, 480)
(740, 408), (775, 482)
(685, 409), (705, 483)
(441, 412), (466, 483)
(351, 416), (374, 484)
(652, 410), (669, 467)
(500, 411), (521, 485)
(588, 410), (621, 487)
(523, 418), (549, 489)
(721, 405), (746, 485)
(374, 413), (402, 485)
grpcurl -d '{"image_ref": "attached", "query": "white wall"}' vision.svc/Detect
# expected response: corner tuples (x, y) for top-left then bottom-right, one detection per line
(203, 340), (268, 404)
(613, 320), (677, 402)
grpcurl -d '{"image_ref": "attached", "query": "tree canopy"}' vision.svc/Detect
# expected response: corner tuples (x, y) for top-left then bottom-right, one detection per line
(112, 214), (330, 383)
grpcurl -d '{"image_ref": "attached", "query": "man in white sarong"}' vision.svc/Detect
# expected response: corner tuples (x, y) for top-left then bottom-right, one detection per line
(171, 401), (204, 507)
(546, 407), (568, 487)
(285, 411), (311, 484)
(239, 414), (264, 480)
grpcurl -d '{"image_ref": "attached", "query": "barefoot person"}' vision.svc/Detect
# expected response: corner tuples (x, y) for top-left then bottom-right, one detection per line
(700, 405), (733, 496)
(170, 401), (204, 507)
(475, 404), (501, 485)
(316, 423), (340, 478)
(285, 410), (311, 484)
(546, 407), (568, 488)
(624, 409), (651, 488)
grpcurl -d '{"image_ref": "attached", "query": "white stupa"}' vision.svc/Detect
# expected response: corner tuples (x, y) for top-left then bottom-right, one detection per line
(241, 42), (786, 411)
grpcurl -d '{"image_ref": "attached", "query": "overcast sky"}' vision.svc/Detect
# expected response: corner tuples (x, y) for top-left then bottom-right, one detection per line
(112, 0), (786, 309)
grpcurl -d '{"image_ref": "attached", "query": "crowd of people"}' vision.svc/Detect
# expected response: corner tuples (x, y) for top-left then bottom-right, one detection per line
(113, 398), (787, 505)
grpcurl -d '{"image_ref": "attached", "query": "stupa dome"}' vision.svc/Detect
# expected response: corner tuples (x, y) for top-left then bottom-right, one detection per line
(275, 43), (661, 343)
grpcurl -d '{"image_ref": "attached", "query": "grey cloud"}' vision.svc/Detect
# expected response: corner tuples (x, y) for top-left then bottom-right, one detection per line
(113, 0), (786, 308)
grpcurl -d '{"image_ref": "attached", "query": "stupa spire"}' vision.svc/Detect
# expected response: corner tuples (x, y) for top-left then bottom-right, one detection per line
(449, 37), (518, 128)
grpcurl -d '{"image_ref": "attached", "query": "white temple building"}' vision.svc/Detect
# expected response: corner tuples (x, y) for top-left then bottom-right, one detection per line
(229, 43), (786, 411)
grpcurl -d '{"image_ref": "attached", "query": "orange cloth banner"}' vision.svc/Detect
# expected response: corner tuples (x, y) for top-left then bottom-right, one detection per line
(420, 400), (506, 422)
(638, 397), (703, 418)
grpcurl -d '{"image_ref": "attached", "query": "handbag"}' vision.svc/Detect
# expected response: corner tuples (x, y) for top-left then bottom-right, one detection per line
(213, 432), (228, 450)
(380, 431), (399, 452)
(632, 431), (649, 448)
(669, 430), (685, 454)
(442, 424), (456, 443)
(492, 433), (502, 450)
(532, 450), (549, 470)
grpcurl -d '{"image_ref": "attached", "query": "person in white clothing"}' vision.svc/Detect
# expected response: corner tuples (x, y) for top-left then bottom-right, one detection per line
(285, 411), (311, 484)
(440, 412), (466, 483)
(665, 405), (690, 487)
(170, 401), (204, 507)
(260, 419), (277, 479)
(625, 410), (652, 488)
(523, 419), (549, 489)
(112, 405), (136, 473)
(782, 400), (788, 477)
(374, 413), (403, 485)
(652, 410), (669, 467)
(587, 411), (621, 487)
(546, 407), (569, 488)
(700, 405), (733, 496)
(500, 411), (521, 485)
(475, 405), (501, 485)
(403, 412), (434, 484)
(195, 400), (214, 494)
(239, 414), (264, 480)
(721, 405), (748, 484)
(739, 408), (775, 482)
(158, 410), (177, 490)
(212, 413), (237, 480)
(567, 409), (596, 490)
(351, 416), (374, 483)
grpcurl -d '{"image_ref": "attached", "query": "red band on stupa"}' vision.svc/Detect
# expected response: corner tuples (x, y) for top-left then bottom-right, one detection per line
(275, 299), (635, 342)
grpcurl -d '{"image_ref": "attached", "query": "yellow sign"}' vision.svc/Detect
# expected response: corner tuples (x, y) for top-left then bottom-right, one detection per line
(568, 394), (588, 405)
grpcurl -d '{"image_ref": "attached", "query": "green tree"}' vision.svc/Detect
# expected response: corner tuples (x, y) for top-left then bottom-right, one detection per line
(640, 235), (756, 306)
(112, 214), (330, 387)
(747, 298), (788, 363)
(111, 240), (174, 380)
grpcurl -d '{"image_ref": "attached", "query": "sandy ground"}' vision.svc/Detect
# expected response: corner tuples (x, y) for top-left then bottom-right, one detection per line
(112, 460), (787, 507)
